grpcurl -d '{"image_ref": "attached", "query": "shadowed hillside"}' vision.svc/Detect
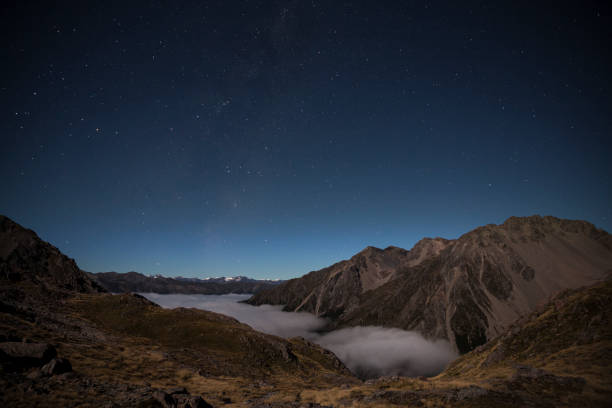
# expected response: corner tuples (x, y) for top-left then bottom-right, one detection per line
(0, 215), (357, 407)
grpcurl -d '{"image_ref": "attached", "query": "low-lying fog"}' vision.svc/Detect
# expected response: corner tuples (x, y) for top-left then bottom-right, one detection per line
(140, 293), (457, 379)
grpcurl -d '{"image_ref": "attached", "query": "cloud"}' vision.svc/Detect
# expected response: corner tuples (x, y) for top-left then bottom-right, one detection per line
(315, 326), (457, 379)
(140, 293), (457, 378)
(141, 293), (327, 338)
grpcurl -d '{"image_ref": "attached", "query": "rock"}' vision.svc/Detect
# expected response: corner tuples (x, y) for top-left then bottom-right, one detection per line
(26, 368), (42, 379)
(41, 357), (72, 376)
(249, 403), (331, 408)
(152, 391), (213, 408)
(481, 343), (505, 367)
(456, 385), (489, 400)
(511, 364), (548, 379)
(166, 387), (188, 395)
(174, 394), (213, 408)
(509, 364), (586, 393)
(364, 391), (416, 404)
(0, 342), (57, 369)
(0, 215), (105, 293)
(153, 390), (176, 408)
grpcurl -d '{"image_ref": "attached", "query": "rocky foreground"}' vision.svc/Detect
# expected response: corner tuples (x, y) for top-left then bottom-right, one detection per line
(1, 214), (612, 407)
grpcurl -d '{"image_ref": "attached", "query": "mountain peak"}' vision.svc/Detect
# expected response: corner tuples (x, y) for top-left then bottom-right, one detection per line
(360, 245), (383, 253)
(0, 214), (104, 294)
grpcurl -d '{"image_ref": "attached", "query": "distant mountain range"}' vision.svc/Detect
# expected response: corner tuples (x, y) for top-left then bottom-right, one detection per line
(87, 271), (283, 295)
(247, 215), (612, 353)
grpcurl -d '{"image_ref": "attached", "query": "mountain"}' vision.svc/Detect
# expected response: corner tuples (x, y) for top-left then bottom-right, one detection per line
(435, 278), (612, 405)
(248, 215), (612, 353)
(302, 279), (612, 407)
(0, 215), (104, 294)
(0, 215), (356, 407)
(89, 271), (282, 294)
(175, 275), (281, 284)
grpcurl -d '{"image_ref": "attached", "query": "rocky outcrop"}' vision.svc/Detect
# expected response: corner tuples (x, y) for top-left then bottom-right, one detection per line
(0, 342), (57, 369)
(0, 341), (73, 381)
(0, 215), (104, 293)
(40, 358), (72, 376)
(153, 388), (213, 408)
(248, 216), (612, 353)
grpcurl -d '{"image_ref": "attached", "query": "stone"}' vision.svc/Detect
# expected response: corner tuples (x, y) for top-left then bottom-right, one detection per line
(41, 357), (72, 376)
(153, 390), (176, 408)
(167, 387), (188, 395)
(0, 342), (57, 369)
(174, 394), (213, 408)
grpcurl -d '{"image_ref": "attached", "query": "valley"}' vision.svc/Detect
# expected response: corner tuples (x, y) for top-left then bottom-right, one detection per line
(1, 214), (612, 407)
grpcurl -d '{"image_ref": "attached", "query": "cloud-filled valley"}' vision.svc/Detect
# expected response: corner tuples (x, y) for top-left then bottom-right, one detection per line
(142, 293), (327, 338)
(141, 293), (457, 378)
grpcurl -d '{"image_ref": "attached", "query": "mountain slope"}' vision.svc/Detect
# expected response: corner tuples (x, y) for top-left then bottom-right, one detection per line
(248, 216), (612, 352)
(246, 238), (450, 319)
(302, 279), (612, 408)
(0, 215), (357, 407)
(440, 278), (612, 391)
(89, 271), (281, 295)
(0, 215), (103, 294)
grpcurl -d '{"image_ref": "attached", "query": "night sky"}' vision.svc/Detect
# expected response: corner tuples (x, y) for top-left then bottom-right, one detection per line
(2, 1), (611, 279)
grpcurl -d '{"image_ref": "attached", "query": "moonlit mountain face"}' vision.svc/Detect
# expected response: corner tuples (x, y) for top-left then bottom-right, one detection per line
(248, 216), (612, 353)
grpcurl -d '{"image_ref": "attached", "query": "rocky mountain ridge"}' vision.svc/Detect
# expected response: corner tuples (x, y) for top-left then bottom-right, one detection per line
(248, 215), (612, 353)
(0, 215), (104, 294)
(89, 271), (282, 295)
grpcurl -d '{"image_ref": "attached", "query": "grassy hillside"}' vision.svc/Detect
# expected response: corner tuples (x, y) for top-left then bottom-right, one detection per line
(0, 287), (357, 407)
(299, 279), (612, 407)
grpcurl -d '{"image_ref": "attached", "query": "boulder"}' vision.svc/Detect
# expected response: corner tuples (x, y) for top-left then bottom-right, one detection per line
(153, 390), (176, 407)
(167, 387), (188, 395)
(152, 390), (213, 408)
(174, 394), (213, 408)
(41, 357), (72, 376)
(0, 342), (56, 369)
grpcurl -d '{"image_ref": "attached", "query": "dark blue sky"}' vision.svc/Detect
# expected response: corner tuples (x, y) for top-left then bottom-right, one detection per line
(2, 1), (611, 279)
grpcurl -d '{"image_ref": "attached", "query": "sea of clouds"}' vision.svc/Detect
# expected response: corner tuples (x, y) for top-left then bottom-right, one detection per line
(140, 293), (457, 379)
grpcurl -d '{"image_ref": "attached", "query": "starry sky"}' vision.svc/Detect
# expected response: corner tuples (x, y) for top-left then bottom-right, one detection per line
(1, 1), (611, 279)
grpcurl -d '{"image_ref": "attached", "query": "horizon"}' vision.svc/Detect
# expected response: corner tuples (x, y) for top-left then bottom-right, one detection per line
(2, 1), (611, 280)
(4, 212), (610, 280)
